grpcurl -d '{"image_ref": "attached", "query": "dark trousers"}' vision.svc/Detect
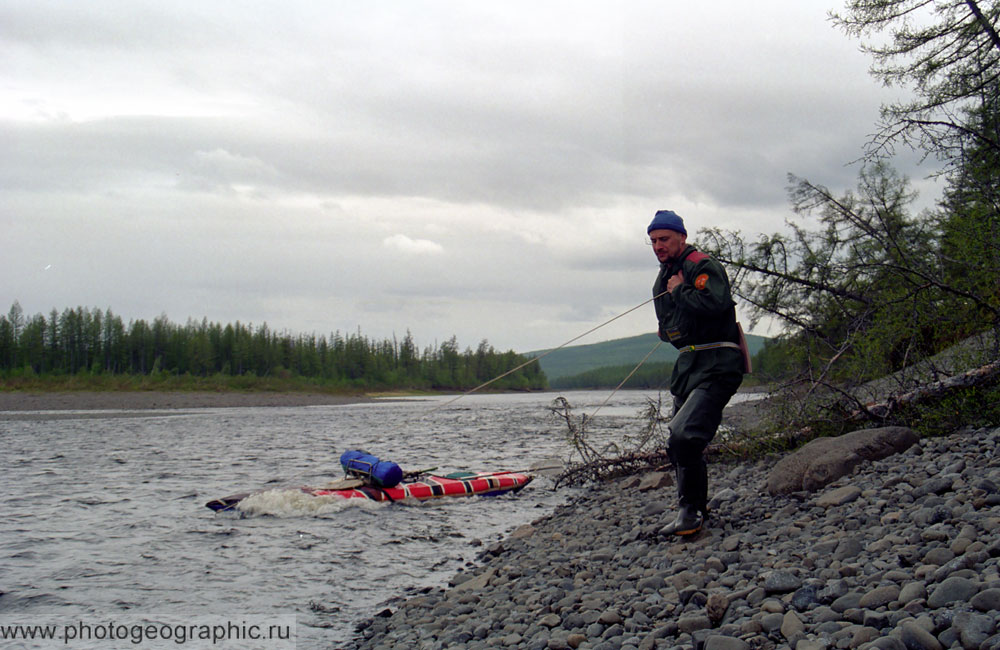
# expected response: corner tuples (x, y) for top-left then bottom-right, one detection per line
(666, 378), (740, 514)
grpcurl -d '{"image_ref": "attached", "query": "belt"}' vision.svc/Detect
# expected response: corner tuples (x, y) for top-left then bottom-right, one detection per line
(680, 341), (742, 353)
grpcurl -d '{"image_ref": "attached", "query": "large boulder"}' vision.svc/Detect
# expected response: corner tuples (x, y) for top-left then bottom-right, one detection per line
(766, 426), (919, 495)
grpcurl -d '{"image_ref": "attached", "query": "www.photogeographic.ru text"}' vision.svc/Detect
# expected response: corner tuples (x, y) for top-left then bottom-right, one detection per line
(0, 617), (296, 648)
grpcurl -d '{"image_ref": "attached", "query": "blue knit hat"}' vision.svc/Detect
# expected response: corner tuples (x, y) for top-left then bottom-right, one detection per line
(647, 210), (686, 235)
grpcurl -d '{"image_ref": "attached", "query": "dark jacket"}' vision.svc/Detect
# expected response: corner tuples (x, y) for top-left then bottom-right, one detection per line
(653, 245), (744, 397)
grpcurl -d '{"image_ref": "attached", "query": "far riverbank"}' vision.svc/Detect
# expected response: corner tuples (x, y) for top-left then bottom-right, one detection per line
(0, 390), (374, 415)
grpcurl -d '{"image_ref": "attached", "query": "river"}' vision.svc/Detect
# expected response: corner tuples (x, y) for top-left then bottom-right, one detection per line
(0, 390), (751, 649)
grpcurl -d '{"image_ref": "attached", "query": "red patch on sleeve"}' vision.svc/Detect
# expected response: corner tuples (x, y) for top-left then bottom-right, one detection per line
(694, 274), (709, 290)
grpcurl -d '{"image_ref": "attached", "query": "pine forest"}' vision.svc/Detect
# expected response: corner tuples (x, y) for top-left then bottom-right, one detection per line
(0, 302), (547, 392)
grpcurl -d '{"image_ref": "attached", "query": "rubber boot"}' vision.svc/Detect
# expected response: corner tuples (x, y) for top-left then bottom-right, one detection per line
(678, 461), (709, 520)
(659, 503), (703, 536)
(661, 458), (708, 536)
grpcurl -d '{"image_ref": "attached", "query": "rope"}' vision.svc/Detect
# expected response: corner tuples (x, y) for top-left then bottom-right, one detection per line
(246, 295), (675, 494)
(584, 339), (662, 419)
(429, 290), (670, 413)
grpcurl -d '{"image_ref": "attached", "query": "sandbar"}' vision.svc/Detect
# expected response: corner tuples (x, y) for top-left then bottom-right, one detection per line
(0, 390), (373, 420)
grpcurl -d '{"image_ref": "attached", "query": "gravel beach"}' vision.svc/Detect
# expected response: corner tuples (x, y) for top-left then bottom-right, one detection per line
(348, 426), (1000, 650)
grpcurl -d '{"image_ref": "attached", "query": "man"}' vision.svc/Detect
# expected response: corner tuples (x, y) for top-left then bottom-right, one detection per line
(648, 209), (745, 536)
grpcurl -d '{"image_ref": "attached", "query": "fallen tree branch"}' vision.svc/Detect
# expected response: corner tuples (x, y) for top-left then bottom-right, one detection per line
(553, 440), (742, 487)
(853, 358), (1000, 422)
(554, 449), (673, 487)
(755, 357), (1000, 449)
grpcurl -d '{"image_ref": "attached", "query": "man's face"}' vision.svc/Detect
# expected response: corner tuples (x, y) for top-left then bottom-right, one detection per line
(649, 228), (687, 263)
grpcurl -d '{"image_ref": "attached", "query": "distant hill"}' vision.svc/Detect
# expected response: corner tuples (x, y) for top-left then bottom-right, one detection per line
(527, 331), (769, 381)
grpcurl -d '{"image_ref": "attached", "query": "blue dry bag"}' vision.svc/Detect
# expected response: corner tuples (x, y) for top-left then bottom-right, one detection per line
(339, 450), (403, 488)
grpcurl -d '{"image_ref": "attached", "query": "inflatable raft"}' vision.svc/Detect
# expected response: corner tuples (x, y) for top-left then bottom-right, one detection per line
(205, 471), (533, 512)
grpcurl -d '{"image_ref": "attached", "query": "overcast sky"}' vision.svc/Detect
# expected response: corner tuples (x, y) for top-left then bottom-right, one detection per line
(1, 1), (939, 354)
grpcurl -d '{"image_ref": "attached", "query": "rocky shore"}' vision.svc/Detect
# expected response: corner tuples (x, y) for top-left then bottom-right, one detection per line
(348, 426), (1000, 650)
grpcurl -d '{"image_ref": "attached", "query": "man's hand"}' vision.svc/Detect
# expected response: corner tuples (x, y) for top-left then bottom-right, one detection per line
(666, 270), (684, 292)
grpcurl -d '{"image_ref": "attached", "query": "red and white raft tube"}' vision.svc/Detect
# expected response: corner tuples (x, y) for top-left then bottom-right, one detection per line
(205, 470), (533, 512)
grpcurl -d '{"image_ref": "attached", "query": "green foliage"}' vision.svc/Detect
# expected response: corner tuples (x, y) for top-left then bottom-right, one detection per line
(0, 370), (359, 395)
(700, 160), (1000, 434)
(702, 163), (962, 381)
(831, 0), (1000, 167)
(902, 384), (1000, 436)
(937, 103), (1000, 323)
(0, 305), (547, 393)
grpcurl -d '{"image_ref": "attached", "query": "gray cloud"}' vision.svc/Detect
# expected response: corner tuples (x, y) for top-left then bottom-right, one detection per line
(0, 0), (943, 352)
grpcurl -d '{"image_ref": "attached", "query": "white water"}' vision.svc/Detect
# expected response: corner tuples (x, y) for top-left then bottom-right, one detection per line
(0, 390), (754, 649)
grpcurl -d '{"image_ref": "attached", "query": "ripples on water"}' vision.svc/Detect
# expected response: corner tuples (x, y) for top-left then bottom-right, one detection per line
(0, 390), (750, 648)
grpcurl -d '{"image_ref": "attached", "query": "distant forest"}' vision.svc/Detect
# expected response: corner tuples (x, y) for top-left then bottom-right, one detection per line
(0, 302), (546, 391)
(548, 362), (674, 391)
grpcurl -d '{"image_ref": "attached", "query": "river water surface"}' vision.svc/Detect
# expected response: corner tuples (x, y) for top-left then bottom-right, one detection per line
(1, 390), (746, 649)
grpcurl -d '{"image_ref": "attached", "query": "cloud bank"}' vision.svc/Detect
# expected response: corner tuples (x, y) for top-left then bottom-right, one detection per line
(1, 1), (940, 352)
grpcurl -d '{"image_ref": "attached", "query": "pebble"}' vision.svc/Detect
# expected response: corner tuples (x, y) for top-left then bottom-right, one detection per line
(347, 427), (1000, 650)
